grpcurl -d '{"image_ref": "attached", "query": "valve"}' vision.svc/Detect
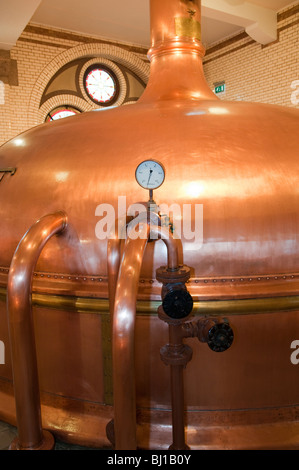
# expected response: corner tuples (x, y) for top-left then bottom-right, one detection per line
(191, 317), (234, 352)
(156, 265), (193, 321)
(156, 263), (234, 452)
(206, 321), (234, 352)
(162, 288), (193, 319)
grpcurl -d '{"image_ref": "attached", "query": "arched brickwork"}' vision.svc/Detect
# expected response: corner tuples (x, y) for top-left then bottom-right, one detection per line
(27, 42), (150, 127)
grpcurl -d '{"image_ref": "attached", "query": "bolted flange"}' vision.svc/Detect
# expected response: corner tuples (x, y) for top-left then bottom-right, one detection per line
(160, 343), (193, 367)
(156, 264), (191, 284)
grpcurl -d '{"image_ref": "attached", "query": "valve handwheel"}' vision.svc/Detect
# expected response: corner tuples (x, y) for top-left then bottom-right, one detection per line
(162, 289), (193, 319)
(207, 322), (234, 352)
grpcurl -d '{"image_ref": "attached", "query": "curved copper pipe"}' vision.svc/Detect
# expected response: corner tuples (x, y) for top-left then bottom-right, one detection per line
(7, 211), (67, 450)
(112, 220), (180, 449)
(149, 225), (180, 270)
(107, 216), (133, 319)
(112, 222), (150, 450)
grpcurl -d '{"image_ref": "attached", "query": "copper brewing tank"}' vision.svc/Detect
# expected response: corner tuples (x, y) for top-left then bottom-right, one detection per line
(0, 0), (299, 450)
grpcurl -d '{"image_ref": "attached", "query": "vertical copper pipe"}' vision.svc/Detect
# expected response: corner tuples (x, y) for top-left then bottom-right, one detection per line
(139, 0), (216, 103)
(149, 0), (202, 48)
(108, 236), (122, 318)
(112, 222), (150, 450)
(107, 216), (133, 319)
(112, 220), (180, 449)
(7, 212), (67, 450)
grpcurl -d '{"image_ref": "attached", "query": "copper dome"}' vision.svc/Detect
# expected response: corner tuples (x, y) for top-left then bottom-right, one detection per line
(0, 0), (299, 450)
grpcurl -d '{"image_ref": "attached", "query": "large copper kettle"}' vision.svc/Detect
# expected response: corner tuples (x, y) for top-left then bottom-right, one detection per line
(0, 0), (299, 450)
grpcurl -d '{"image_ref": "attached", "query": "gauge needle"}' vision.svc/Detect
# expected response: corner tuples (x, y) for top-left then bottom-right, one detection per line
(147, 169), (153, 186)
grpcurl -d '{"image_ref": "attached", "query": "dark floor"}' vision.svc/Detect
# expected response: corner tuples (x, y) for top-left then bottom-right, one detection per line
(0, 420), (103, 450)
(0, 421), (17, 450)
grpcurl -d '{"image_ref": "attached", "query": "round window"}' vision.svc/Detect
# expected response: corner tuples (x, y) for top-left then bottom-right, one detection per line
(83, 65), (119, 106)
(46, 106), (81, 122)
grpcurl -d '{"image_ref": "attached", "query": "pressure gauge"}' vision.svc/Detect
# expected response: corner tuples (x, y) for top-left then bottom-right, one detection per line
(135, 160), (165, 190)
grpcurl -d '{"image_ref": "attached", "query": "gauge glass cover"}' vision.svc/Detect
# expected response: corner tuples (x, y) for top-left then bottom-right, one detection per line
(135, 160), (165, 189)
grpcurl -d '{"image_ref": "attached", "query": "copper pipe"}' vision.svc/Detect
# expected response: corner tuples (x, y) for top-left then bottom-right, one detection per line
(149, 0), (202, 49)
(149, 225), (180, 270)
(7, 211), (67, 450)
(112, 222), (150, 449)
(140, 0), (216, 103)
(112, 220), (180, 449)
(107, 236), (122, 318)
(107, 216), (133, 319)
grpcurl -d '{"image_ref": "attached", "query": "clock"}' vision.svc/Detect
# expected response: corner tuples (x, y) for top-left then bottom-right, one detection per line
(84, 65), (118, 105)
(135, 160), (165, 190)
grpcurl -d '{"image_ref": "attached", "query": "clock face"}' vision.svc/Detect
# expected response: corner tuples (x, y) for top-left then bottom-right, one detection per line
(84, 67), (117, 104)
(135, 160), (165, 190)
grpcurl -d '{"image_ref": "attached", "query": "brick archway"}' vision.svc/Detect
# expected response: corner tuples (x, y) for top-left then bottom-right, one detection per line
(27, 42), (150, 127)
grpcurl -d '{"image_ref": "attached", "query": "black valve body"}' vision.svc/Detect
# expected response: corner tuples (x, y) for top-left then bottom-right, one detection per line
(162, 288), (194, 319)
(207, 322), (234, 352)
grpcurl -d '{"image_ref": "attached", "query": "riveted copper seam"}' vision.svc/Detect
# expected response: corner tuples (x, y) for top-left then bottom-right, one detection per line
(7, 212), (67, 450)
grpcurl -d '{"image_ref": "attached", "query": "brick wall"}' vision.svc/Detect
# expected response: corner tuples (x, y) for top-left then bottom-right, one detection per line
(0, 26), (150, 146)
(0, 3), (298, 146)
(203, 4), (299, 107)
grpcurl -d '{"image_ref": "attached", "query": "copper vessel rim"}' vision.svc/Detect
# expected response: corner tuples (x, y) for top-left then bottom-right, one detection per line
(148, 37), (205, 59)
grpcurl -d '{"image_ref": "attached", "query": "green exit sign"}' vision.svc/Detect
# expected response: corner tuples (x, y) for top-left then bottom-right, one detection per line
(214, 83), (225, 94)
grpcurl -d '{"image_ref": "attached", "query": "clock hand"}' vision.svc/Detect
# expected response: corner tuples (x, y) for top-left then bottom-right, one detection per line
(147, 169), (153, 186)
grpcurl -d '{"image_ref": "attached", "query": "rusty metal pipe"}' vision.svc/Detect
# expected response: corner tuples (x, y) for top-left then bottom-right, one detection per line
(157, 262), (193, 450)
(7, 211), (67, 450)
(159, 319), (193, 450)
(160, 315), (234, 449)
(168, 324), (191, 450)
(170, 365), (186, 449)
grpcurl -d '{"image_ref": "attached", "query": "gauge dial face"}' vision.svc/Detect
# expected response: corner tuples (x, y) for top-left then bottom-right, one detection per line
(135, 160), (165, 190)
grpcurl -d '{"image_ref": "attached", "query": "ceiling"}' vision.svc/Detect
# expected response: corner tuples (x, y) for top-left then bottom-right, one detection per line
(0, 0), (297, 51)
